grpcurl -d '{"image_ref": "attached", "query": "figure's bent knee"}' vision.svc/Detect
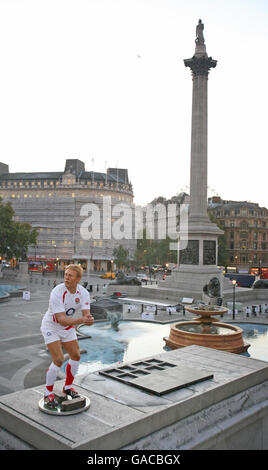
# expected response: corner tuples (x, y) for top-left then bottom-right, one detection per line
(71, 352), (80, 361)
(54, 355), (64, 367)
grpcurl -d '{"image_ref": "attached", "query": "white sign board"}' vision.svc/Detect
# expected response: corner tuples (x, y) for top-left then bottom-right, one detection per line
(145, 305), (156, 312)
(127, 304), (138, 311)
(181, 297), (194, 304)
(166, 306), (176, 313)
(22, 291), (31, 301)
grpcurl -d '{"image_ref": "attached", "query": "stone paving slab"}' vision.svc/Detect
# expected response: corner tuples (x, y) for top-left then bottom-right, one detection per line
(1, 345), (268, 450)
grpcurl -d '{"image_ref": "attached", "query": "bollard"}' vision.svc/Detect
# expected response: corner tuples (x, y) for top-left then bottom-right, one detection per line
(155, 304), (157, 315)
(141, 303), (144, 313)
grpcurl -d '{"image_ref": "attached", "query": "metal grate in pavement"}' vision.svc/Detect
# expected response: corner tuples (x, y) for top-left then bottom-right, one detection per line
(99, 358), (214, 396)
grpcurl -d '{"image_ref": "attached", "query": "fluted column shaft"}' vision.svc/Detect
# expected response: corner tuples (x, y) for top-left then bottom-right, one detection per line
(184, 55), (217, 221)
(190, 73), (208, 219)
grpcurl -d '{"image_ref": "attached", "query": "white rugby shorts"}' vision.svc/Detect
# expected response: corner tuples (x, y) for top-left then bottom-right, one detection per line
(41, 321), (77, 345)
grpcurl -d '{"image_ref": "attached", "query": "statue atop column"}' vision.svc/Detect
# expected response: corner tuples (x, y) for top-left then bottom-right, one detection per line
(184, 19), (216, 76)
(195, 19), (205, 45)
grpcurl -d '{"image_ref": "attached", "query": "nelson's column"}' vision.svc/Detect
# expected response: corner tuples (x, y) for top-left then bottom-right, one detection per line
(159, 20), (226, 298)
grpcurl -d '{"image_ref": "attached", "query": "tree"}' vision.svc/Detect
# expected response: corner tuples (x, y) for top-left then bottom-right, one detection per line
(134, 230), (177, 268)
(0, 198), (38, 261)
(113, 244), (129, 269)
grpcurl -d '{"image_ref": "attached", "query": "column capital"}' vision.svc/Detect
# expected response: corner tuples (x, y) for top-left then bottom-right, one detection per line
(184, 56), (217, 78)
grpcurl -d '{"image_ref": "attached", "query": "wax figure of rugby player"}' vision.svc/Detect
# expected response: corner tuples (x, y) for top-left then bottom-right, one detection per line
(41, 264), (94, 408)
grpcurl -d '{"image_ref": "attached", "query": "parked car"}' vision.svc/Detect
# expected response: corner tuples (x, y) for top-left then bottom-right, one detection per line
(136, 273), (149, 282)
(100, 272), (116, 279)
(0, 261), (10, 268)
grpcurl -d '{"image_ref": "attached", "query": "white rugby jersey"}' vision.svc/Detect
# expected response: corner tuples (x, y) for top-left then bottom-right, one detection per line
(42, 283), (90, 330)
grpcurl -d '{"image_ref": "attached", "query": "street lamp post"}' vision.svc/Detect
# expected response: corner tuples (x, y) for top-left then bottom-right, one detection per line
(232, 279), (236, 320)
(53, 244), (57, 272)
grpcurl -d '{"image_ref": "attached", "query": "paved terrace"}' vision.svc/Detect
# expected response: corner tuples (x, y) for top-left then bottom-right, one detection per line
(0, 278), (268, 449)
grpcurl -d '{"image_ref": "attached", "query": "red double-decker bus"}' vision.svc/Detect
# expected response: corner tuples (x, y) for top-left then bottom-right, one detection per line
(28, 257), (56, 273)
(249, 266), (268, 279)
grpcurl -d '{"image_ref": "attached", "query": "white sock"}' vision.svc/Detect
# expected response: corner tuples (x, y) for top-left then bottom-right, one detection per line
(44, 362), (60, 396)
(64, 359), (80, 390)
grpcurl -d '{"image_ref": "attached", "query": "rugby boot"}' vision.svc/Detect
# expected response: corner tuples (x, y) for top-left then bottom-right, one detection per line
(62, 387), (80, 399)
(44, 393), (59, 409)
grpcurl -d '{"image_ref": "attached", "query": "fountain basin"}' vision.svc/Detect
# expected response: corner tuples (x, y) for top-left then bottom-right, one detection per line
(164, 321), (250, 354)
(0, 284), (25, 302)
(185, 305), (228, 322)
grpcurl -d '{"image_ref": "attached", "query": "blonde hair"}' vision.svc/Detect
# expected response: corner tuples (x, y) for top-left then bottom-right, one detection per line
(65, 264), (83, 280)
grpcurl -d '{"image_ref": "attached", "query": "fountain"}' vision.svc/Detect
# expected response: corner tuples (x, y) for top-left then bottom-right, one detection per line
(164, 304), (250, 354)
(106, 310), (123, 331)
(163, 278), (250, 354)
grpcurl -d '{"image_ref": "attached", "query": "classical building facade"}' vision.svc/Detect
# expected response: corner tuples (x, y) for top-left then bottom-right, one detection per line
(0, 159), (136, 271)
(208, 196), (268, 271)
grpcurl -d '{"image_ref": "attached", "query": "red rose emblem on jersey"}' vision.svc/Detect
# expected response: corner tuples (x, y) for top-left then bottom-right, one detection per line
(75, 298), (80, 303)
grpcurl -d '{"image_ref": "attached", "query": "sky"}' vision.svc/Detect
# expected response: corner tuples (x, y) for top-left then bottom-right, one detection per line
(0, 0), (267, 207)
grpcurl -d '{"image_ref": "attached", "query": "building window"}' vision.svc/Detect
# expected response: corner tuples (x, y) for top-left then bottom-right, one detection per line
(240, 231), (248, 239)
(240, 221), (248, 229)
